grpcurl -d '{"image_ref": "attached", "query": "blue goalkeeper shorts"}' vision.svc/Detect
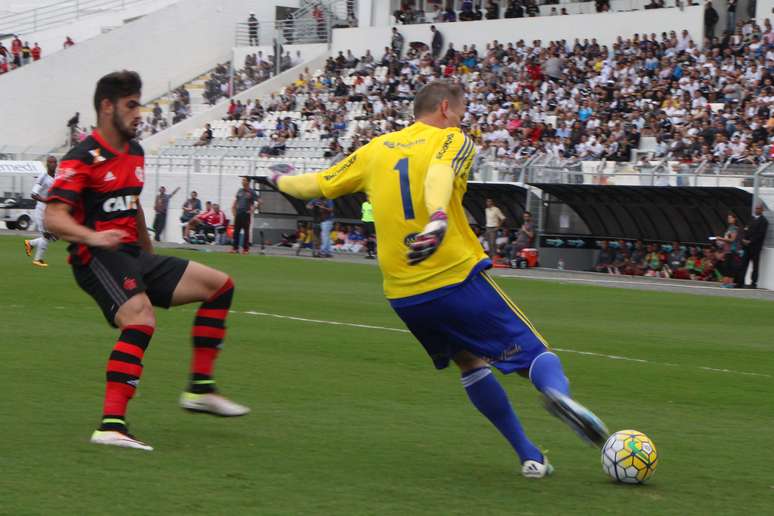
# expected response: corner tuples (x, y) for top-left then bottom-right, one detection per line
(390, 262), (549, 374)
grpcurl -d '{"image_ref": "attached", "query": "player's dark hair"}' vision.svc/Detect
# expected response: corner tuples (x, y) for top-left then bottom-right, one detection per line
(413, 81), (465, 118)
(93, 70), (142, 114)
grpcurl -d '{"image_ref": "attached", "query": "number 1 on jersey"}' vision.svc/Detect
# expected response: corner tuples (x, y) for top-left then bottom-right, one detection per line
(394, 157), (415, 220)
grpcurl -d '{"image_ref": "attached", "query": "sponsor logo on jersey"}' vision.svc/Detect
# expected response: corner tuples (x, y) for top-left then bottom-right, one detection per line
(135, 167), (145, 182)
(57, 168), (77, 181)
(383, 139), (426, 149)
(323, 154), (357, 181)
(104, 171), (116, 182)
(103, 195), (139, 213)
(435, 133), (455, 159)
(89, 149), (107, 163)
(123, 277), (138, 291)
(126, 379), (140, 387)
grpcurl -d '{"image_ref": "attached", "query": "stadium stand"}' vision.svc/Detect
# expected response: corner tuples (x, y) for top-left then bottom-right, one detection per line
(2, 0), (771, 285)
(161, 14), (774, 174)
(137, 4), (773, 287)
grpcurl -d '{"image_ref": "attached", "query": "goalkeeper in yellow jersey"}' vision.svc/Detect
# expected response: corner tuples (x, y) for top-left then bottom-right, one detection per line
(270, 81), (608, 479)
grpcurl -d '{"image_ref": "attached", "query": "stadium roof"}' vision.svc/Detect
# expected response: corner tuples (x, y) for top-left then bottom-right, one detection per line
(532, 185), (753, 243)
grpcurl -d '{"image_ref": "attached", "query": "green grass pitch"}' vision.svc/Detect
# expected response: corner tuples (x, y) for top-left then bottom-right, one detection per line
(1, 238), (772, 515)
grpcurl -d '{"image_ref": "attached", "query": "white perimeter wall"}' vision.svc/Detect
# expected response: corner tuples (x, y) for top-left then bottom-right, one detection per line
(757, 0), (774, 21)
(332, 5), (704, 56)
(0, 0), (181, 62)
(758, 247), (774, 289)
(0, 0), (297, 152)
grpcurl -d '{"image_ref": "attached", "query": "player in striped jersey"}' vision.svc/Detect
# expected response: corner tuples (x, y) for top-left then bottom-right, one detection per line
(45, 71), (249, 451)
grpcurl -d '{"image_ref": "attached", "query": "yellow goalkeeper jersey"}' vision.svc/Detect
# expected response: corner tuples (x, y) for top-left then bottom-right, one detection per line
(315, 121), (485, 299)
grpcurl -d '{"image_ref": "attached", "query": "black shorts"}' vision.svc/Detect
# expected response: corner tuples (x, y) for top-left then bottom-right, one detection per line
(72, 246), (189, 326)
(362, 221), (375, 238)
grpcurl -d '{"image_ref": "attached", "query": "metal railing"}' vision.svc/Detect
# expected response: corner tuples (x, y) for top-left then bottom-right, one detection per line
(0, 0), (145, 36)
(235, 18), (332, 48)
(0, 145), (64, 162)
(293, 0), (355, 27)
(475, 155), (774, 189)
(146, 154), (332, 178)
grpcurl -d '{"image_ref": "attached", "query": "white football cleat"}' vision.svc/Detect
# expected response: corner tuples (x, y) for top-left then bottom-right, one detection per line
(179, 392), (250, 417)
(521, 458), (554, 479)
(90, 430), (153, 451)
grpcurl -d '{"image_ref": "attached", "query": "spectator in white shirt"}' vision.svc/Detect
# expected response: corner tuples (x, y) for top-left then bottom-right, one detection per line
(485, 198), (506, 258)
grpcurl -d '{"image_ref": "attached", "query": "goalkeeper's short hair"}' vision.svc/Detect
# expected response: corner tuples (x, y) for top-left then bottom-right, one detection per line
(414, 81), (465, 118)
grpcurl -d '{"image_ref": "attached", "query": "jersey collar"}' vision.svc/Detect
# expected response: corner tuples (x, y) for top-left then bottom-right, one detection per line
(92, 129), (129, 156)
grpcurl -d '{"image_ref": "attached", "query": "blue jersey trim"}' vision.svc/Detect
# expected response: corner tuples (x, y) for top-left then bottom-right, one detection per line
(454, 138), (474, 175)
(452, 133), (472, 173)
(388, 258), (493, 308)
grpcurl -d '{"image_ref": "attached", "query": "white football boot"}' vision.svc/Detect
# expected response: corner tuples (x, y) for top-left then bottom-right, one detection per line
(90, 430), (153, 451)
(179, 392), (250, 417)
(521, 458), (554, 479)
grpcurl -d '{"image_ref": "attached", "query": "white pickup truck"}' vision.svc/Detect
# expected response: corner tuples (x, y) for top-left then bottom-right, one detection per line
(0, 161), (45, 231)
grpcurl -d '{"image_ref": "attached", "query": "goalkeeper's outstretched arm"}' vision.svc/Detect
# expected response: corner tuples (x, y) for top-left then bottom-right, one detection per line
(275, 173), (323, 200)
(272, 144), (370, 200)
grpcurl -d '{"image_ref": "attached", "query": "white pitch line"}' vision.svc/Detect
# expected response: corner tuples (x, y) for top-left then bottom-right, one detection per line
(497, 274), (734, 291)
(241, 310), (410, 333)
(698, 366), (770, 377)
(234, 309), (771, 379)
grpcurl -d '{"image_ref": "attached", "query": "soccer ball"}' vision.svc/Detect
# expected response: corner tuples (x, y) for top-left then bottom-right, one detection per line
(601, 429), (658, 484)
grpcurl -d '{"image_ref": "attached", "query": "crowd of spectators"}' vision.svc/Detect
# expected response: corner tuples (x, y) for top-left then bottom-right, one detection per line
(136, 45), (304, 143)
(0, 35), (75, 75)
(136, 86), (192, 139)
(590, 208), (767, 287)
(391, 0), (709, 24)
(282, 222), (370, 256)
(204, 62), (236, 105)
(0, 36), (42, 74)
(185, 14), (774, 168)
(592, 238), (745, 285)
(394, 0), (566, 22)
(321, 15), (774, 166)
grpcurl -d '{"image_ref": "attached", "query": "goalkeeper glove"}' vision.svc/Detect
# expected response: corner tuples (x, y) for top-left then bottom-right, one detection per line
(266, 163), (295, 189)
(407, 210), (448, 266)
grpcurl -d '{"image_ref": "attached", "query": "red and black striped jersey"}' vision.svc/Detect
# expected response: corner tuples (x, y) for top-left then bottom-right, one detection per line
(48, 130), (145, 265)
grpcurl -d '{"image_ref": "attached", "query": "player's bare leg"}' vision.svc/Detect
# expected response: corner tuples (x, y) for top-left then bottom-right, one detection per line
(90, 293), (156, 451)
(452, 351), (552, 478)
(172, 261), (249, 417)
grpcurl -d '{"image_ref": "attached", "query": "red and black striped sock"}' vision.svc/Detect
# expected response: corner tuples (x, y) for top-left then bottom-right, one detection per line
(190, 277), (234, 394)
(100, 325), (154, 432)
